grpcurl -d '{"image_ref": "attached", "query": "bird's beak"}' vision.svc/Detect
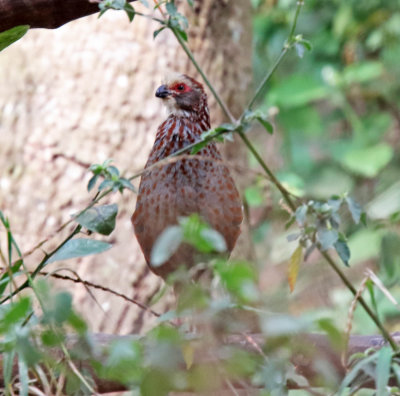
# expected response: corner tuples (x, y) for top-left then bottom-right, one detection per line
(155, 84), (171, 99)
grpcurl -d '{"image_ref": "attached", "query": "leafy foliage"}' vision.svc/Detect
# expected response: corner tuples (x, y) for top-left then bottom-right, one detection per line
(1, 0), (400, 394)
(0, 25), (29, 52)
(88, 159), (136, 193)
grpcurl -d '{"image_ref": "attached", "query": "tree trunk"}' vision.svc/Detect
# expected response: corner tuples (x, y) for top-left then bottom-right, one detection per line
(0, 1), (252, 334)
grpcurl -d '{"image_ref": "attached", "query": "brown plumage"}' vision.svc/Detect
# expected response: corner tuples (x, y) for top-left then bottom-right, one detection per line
(132, 74), (243, 281)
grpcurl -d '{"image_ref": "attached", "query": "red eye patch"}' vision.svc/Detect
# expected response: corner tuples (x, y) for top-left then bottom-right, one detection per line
(171, 83), (191, 93)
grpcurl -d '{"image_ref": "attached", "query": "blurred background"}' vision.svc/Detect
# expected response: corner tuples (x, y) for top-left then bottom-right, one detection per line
(0, 0), (399, 336)
(250, 0), (400, 334)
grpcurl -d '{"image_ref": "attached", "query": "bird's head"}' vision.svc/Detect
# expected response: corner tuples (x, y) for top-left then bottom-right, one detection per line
(155, 73), (207, 116)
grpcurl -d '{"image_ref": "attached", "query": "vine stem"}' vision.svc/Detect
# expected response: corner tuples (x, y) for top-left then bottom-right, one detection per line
(0, 225), (82, 304)
(238, 131), (296, 212)
(171, 27), (236, 123)
(246, 0), (303, 111)
(321, 251), (398, 351)
(168, 1), (399, 351)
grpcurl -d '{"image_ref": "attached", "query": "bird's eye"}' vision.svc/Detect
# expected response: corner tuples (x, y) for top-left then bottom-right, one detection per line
(177, 84), (185, 91)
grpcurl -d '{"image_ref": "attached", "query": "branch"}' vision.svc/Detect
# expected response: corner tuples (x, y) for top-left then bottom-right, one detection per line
(0, 0), (136, 32)
(3, 332), (399, 393)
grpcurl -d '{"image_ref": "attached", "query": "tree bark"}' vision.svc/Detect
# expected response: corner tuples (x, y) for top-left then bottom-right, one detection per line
(0, 0), (117, 32)
(0, 1), (252, 334)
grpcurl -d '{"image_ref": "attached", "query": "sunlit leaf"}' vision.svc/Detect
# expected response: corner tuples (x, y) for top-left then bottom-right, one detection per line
(1, 297), (31, 331)
(3, 350), (15, 390)
(342, 61), (383, 85)
(245, 186), (264, 207)
(166, 1), (178, 16)
(182, 343), (194, 369)
(380, 233), (400, 280)
(76, 204), (118, 236)
(295, 204), (308, 226)
(288, 244), (302, 292)
(18, 357), (29, 396)
(200, 228), (227, 253)
(339, 352), (379, 393)
(151, 226), (182, 267)
(341, 143), (393, 178)
(45, 239), (112, 264)
(261, 314), (311, 336)
(317, 228), (338, 250)
(215, 260), (258, 302)
(345, 196), (362, 224)
(376, 346), (392, 396)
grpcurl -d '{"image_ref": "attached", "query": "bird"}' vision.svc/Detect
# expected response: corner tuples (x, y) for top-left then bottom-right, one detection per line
(131, 73), (243, 283)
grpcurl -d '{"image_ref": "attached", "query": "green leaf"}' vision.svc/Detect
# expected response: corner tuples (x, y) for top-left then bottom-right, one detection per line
(107, 165), (120, 177)
(98, 179), (114, 191)
(76, 204), (118, 236)
(175, 27), (188, 42)
(139, 0), (149, 6)
(18, 357), (29, 396)
(200, 228), (227, 253)
(294, 42), (305, 58)
(317, 318), (343, 349)
(341, 143), (393, 178)
(256, 116), (274, 134)
(367, 181), (400, 220)
(244, 186), (264, 207)
(342, 61), (384, 85)
(45, 239), (112, 264)
(190, 139), (209, 154)
(295, 204), (308, 226)
(317, 228), (338, 250)
(141, 369), (172, 396)
(124, 2), (135, 21)
(119, 177), (136, 192)
(15, 330), (41, 366)
(153, 26), (166, 39)
(68, 312), (88, 334)
(339, 351), (379, 393)
(261, 314), (311, 336)
(267, 74), (329, 108)
(380, 233), (400, 280)
(87, 175), (98, 192)
(166, 1), (177, 15)
(345, 196), (362, 224)
(0, 25), (29, 52)
(0, 259), (24, 297)
(53, 292), (73, 324)
(151, 226), (182, 267)
(334, 239), (350, 266)
(366, 279), (378, 315)
(1, 297), (31, 331)
(180, 214), (226, 253)
(3, 350), (15, 390)
(376, 346), (392, 396)
(215, 260), (258, 302)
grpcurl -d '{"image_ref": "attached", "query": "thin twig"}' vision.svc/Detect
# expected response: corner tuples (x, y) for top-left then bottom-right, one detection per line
(38, 270), (161, 318)
(342, 275), (369, 369)
(171, 27), (236, 123)
(245, 0), (303, 111)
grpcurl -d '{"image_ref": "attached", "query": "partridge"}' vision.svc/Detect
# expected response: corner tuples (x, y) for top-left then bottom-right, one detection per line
(132, 74), (243, 281)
